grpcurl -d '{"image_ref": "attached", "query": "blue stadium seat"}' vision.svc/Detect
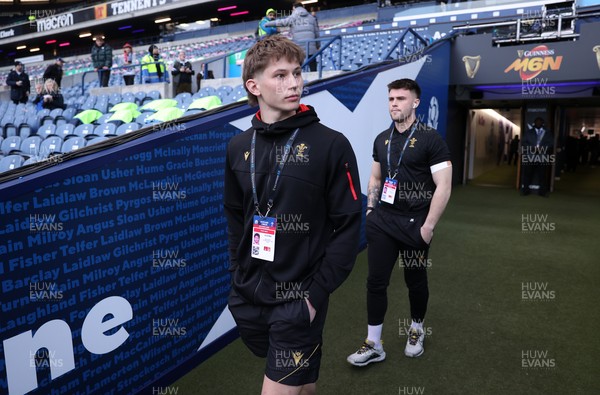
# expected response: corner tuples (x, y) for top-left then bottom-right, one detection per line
(96, 113), (113, 124)
(183, 109), (204, 116)
(18, 124), (33, 139)
(175, 92), (192, 103)
(39, 136), (63, 158)
(95, 123), (117, 136)
(4, 124), (18, 138)
(19, 136), (43, 157)
(0, 155), (24, 172)
(93, 101), (109, 114)
(23, 156), (41, 166)
(61, 137), (86, 152)
(74, 124), (96, 139)
(135, 113), (151, 124)
(62, 107), (78, 122)
(37, 109), (51, 120)
(56, 124), (76, 140)
(147, 90), (161, 100)
(38, 124), (57, 138)
(135, 91), (147, 104)
(116, 122), (140, 135)
(109, 93), (122, 106)
(49, 108), (63, 119)
(87, 136), (109, 145)
(122, 93), (136, 103)
(1, 136), (21, 155)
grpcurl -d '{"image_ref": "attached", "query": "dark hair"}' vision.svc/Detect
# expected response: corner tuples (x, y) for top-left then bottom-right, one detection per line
(387, 79), (421, 99)
(293, 2), (304, 8)
(148, 44), (158, 54)
(242, 35), (305, 107)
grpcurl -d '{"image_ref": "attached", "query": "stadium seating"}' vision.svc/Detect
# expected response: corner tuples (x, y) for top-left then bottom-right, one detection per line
(39, 137), (63, 158)
(19, 136), (43, 158)
(116, 122), (141, 135)
(0, 155), (24, 172)
(1, 136), (21, 155)
(61, 137), (86, 153)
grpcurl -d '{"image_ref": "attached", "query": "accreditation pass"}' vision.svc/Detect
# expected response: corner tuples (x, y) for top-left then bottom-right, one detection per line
(381, 177), (398, 204)
(252, 215), (277, 262)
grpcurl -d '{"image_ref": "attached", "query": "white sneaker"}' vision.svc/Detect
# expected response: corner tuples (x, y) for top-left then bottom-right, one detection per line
(347, 340), (386, 366)
(404, 328), (424, 357)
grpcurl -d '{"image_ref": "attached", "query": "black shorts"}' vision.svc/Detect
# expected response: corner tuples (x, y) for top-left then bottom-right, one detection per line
(228, 290), (329, 386)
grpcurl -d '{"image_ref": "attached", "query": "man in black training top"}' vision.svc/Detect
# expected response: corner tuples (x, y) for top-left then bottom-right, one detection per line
(224, 35), (362, 394)
(347, 78), (452, 366)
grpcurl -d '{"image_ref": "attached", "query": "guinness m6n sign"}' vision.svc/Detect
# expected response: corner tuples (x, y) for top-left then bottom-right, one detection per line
(504, 45), (563, 81)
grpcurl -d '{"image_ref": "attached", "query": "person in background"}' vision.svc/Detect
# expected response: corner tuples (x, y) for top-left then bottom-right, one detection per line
(520, 117), (554, 197)
(121, 43), (136, 86)
(6, 61), (31, 105)
(33, 79), (65, 111)
(196, 63), (204, 93)
(257, 8), (278, 40)
(264, 2), (320, 72)
(141, 44), (169, 83)
(91, 36), (113, 87)
(43, 58), (65, 88)
(171, 50), (194, 94)
(347, 78), (452, 367)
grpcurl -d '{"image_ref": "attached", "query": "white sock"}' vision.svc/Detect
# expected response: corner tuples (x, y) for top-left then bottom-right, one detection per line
(367, 324), (383, 348)
(411, 320), (423, 332)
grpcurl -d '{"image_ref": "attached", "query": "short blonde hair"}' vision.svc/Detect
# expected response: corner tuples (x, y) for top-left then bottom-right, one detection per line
(242, 36), (305, 107)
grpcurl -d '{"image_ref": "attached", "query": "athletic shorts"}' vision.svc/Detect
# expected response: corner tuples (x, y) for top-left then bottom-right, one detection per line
(228, 290), (329, 386)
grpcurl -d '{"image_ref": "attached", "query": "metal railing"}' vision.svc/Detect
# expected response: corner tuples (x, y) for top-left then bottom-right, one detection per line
(80, 61), (169, 95)
(383, 28), (429, 62)
(300, 35), (343, 80)
(199, 35), (342, 82)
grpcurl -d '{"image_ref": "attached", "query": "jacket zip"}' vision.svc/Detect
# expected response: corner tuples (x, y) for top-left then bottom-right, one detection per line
(345, 162), (358, 201)
(252, 137), (276, 304)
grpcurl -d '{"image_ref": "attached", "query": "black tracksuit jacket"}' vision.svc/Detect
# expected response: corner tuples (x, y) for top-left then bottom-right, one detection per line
(224, 105), (362, 312)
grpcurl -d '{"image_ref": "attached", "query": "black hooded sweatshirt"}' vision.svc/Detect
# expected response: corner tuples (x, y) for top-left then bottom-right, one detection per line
(224, 104), (362, 312)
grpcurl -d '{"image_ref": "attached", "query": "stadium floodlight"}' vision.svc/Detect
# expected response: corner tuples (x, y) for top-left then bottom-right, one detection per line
(230, 11), (249, 16)
(217, 6), (237, 12)
(155, 17), (171, 24)
(16, 45), (26, 50)
(46, 40), (57, 44)
(302, 0), (318, 4)
(30, 48), (40, 52)
(79, 32), (92, 38)
(210, 18), (219, 22)
(59, 42), (70, 47)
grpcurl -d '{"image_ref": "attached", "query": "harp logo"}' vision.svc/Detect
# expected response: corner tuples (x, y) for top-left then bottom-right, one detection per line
(504, 45), (563, 81)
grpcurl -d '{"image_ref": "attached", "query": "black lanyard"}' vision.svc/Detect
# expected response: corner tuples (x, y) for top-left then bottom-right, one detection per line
(250, 128), (300, 218)
(387, 121), (418, 179)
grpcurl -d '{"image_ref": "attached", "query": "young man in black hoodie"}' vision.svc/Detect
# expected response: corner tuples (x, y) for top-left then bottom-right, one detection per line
(224, 35), (362, 394)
